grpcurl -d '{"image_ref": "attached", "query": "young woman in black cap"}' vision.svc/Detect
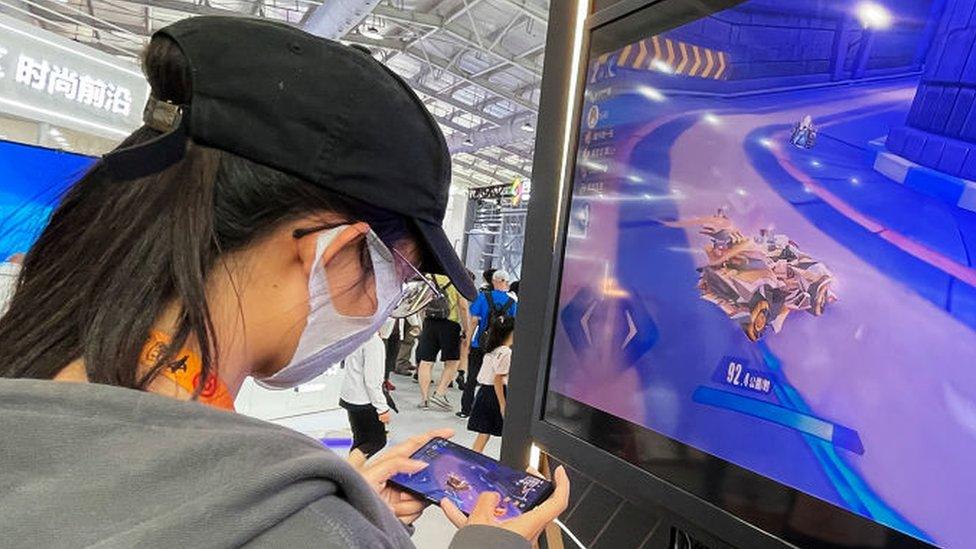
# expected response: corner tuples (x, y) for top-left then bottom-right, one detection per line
(0, 16), (567, 548)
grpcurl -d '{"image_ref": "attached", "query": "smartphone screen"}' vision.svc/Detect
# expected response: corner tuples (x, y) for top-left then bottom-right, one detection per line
(390, 437), (554, 519)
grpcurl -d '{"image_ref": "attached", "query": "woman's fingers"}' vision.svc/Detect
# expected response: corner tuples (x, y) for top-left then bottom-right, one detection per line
(399, 510), (424, 526)
(469, 491), (502, 523)
(395, 489), (425, 504)
(500, 467), (572, 540)
(392, 496), (427, 518)
(441, 491), (502, 529)
(362, 456), (428, 484)
(533, 466), (571, 518)
(370, 429), (455, 466)
(394, 429), (455, 457)
(437, 467), (571, 541)
(439, 498), (468, 529)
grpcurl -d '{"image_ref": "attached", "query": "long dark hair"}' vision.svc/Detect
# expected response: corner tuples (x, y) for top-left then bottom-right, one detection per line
(0, 36), (409, 393)
(484, 315), (515, 354)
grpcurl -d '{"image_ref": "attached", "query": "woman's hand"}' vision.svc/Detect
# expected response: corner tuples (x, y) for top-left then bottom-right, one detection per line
(352, 428), (455, 525)
(378, 410), (391, 424)
(440, 466), (570, 542)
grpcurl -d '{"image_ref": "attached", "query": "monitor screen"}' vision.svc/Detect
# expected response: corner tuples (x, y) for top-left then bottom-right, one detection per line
(545, 1), (970, 547)
(0, 140), (95, 260)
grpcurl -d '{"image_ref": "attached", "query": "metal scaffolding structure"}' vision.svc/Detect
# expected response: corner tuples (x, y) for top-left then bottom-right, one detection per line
(0, 0), (547, 190)
(463, 194), (526, 278)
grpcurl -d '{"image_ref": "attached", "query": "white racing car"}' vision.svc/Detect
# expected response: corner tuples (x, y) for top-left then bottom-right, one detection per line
(668, 211), (836, 341)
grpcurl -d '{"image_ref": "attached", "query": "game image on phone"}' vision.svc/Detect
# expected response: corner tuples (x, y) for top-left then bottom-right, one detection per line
(390, 438), (553, 519)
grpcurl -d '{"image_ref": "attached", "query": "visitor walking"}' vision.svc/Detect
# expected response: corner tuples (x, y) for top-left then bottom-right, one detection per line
(468, 315), (515, 453)
(459, 270), (517, 418)
(416, 274), (469, 410)
(339, 334), (390, 461)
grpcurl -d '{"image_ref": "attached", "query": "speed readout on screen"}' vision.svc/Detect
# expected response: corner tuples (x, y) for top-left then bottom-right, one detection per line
(389, 437), (554, 519)
(724, 360), (771, 394)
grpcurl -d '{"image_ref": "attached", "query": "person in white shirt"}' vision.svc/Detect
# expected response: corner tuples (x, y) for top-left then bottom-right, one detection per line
(467, 315), (515, 453)
(339, 334), (390, 462)
(0, 254), (24, 318)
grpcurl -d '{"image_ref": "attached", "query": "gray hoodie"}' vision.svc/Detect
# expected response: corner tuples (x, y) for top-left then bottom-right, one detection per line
(0, 378), (529, 549)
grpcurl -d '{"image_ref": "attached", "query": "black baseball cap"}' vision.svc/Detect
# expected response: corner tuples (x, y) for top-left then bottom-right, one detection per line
(105, 16), (477, 300)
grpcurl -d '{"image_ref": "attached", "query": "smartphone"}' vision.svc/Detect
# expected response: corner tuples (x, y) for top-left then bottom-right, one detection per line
(389, 437), (554, 520)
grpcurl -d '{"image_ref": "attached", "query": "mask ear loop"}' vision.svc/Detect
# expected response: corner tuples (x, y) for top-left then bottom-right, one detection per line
(293, 223), (435, 317)
(292, 222), (366, 279)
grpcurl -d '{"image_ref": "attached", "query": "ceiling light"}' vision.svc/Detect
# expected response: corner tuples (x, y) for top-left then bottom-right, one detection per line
(856, 2), (892, 29)
(48, 128), (61, 136)
(520, 121), (534, 132)
(361, 25), (384, 40)
(463, 136), (473, 146)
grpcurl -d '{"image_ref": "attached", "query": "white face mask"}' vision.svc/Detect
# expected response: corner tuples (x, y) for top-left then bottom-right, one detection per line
(255, 226), (403, 389)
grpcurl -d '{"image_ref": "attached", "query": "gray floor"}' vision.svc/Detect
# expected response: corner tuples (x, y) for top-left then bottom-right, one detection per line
(270, 368), (501, 549)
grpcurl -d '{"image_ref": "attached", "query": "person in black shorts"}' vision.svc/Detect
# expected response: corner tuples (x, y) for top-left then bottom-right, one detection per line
(416, 274), (469, 410)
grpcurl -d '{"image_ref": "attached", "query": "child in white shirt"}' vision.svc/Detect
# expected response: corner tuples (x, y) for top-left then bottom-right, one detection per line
(467, 315), (515, 453)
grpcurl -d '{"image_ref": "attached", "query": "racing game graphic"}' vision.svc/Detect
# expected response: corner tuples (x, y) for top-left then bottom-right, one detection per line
(390, 438), (553, 519)
(547, 1), (976, 547)
(666, 211), (837, 341)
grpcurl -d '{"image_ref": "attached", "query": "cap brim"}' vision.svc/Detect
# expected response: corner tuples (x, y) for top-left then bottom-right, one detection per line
(411, 218), (478, 301)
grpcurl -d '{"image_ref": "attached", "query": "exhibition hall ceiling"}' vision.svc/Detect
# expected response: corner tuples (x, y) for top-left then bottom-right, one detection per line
(0, 0), (547, 188)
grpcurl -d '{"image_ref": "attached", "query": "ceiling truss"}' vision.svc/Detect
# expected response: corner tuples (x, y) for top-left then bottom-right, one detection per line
(4, 0), (549, 188)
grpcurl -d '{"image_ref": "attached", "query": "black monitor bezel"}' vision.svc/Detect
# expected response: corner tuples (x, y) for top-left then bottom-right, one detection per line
(501, 1), (937, 547)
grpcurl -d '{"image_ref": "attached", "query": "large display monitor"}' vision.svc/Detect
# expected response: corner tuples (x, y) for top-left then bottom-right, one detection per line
(0, 140), (95, 259)
(526, 0), (970, 547)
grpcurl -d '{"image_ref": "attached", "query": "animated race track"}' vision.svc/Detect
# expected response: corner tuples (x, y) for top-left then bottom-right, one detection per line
(549, 1), (976, 547)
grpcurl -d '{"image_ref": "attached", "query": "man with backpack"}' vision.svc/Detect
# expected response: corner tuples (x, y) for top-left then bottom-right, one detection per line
(458, 269), (518, 419)
(416, 274), (469, 410)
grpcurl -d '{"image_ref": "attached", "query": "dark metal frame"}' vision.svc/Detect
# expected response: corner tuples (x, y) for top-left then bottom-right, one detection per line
(501, 1), (935, 547)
